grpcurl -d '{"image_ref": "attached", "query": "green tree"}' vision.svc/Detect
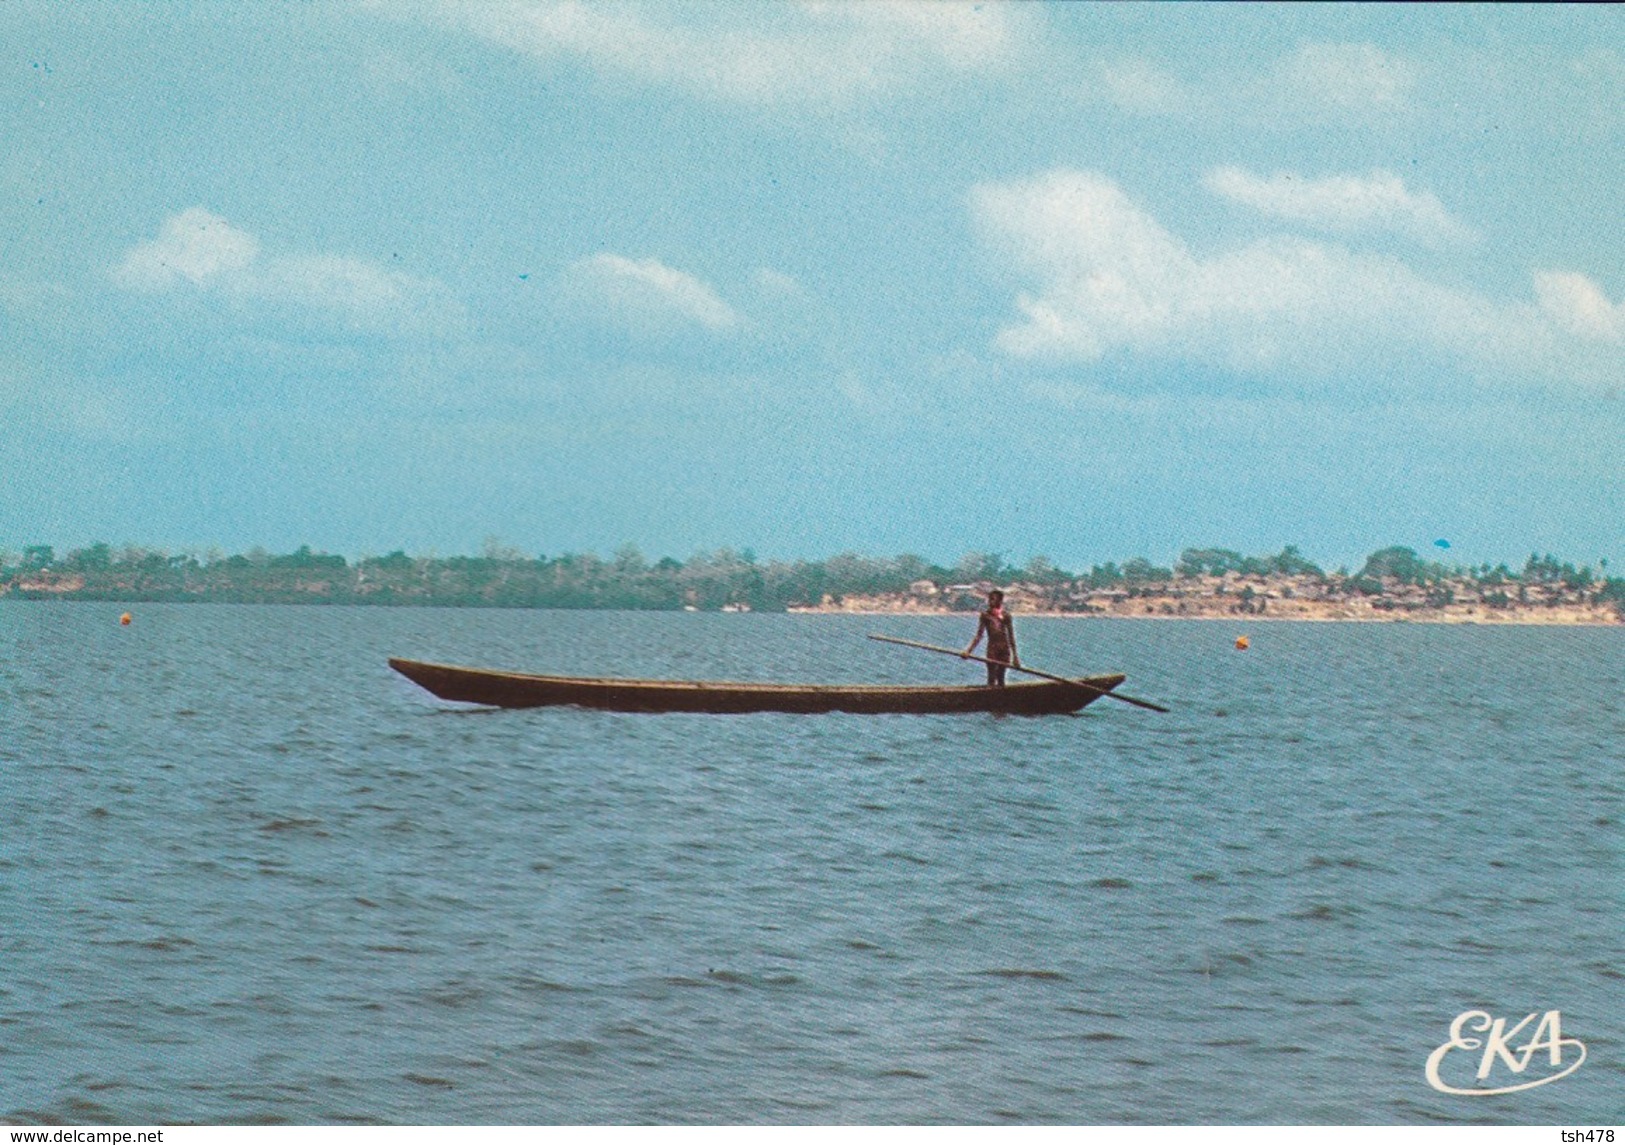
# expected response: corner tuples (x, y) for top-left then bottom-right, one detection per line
(65, 542), (113, 570)
(1270, 545), (1323, 577)
(1019, 554), (1071, 585)
(1177, 548), (1244, 577)
(953, 551), (1007, 582)
(1121, 557), (1172, 582)
(613, 544), (648, 574)
(1358, 546), (1431, 585)
(1087, 562), (1123, 587)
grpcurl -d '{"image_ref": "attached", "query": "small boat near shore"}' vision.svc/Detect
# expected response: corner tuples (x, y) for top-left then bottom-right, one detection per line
(388, 657), (1126, 715)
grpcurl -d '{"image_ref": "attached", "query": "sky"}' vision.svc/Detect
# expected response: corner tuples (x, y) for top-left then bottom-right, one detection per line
(2, 2), (1621, 572)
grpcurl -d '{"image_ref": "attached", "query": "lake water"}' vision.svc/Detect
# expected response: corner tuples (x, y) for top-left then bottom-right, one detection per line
(2, 603), (1620, 1124)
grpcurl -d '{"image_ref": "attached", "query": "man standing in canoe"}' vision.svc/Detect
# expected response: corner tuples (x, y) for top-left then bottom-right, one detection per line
(963, 588), (1020, 686)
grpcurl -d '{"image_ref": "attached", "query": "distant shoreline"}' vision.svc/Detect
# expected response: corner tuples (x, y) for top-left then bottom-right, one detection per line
(4, 543), (1619, 625)
(2, 597), (1617, 626)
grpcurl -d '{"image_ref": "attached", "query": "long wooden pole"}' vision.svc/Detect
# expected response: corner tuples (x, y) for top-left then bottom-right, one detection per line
(867, 634), (1170, 713)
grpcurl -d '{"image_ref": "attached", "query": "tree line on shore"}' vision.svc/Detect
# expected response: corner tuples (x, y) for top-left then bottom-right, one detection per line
(2, 541), (1619, 613)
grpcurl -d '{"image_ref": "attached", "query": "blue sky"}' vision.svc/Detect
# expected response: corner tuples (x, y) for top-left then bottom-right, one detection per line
(3, 3), (1620, 572)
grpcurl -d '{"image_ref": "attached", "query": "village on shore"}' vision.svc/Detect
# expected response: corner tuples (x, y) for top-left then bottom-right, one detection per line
(2, 542), (1620, 625)
(798, 546), (1623, 625)
(801, 570), (1620, 625)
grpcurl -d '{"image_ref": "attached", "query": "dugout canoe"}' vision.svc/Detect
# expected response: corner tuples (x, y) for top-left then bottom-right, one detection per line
(388, 657), (1126, 715)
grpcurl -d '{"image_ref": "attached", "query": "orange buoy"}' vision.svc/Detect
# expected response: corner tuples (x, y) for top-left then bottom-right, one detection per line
(1234, 635), (1249, 650)
(120, 612), (132, 626)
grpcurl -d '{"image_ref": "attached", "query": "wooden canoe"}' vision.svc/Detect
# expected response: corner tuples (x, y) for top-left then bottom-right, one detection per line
(388, 657), (1126, 715)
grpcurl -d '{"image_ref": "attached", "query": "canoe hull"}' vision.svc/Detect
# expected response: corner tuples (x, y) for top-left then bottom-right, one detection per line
(388, 658), (1125, 715)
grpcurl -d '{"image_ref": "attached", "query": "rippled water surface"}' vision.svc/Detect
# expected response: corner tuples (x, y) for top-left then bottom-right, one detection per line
(2, 604), (1620, 1124)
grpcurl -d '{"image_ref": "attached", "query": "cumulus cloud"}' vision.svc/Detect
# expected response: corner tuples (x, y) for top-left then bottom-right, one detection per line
(1535, 271), (1625, 343)
(561, 253), (740, 333)
(113, 208), (259, 290)
(1203, 167), (1475, 247)
(972, 168), (1619, 386)
(113, 209), (459, 333)
(428, 0), (1023, 107)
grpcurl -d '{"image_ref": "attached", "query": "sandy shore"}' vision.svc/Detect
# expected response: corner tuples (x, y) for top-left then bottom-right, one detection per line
(793, 594), (1622, 626)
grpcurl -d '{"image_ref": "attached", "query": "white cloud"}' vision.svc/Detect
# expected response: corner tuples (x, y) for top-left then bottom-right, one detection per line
(562, 253), (740, 333)
(972, 168), (1619, 386)
(113, 209), (459, 333)
(113, 208), (259, 290)
(1098, 59), (1190, 116)
(1100, 41), (1417, 125)
(1272, 42), (1415, 113)
(974, 172), (1186, 361)
(753, 267), (802, 296)
(1203, 167), (1475, 247)
(259, 254), (434, 316)
(1535, 271), (1625, 343)
(428, 0), (1023, 107)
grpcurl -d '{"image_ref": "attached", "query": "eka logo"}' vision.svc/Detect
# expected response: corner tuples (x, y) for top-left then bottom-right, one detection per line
(1426, 1009), (1587, 1095)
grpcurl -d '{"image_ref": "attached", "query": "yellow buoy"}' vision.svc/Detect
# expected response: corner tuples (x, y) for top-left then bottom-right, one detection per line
(1234, 635), (1249, 650)
(120, 612), (132, 626)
